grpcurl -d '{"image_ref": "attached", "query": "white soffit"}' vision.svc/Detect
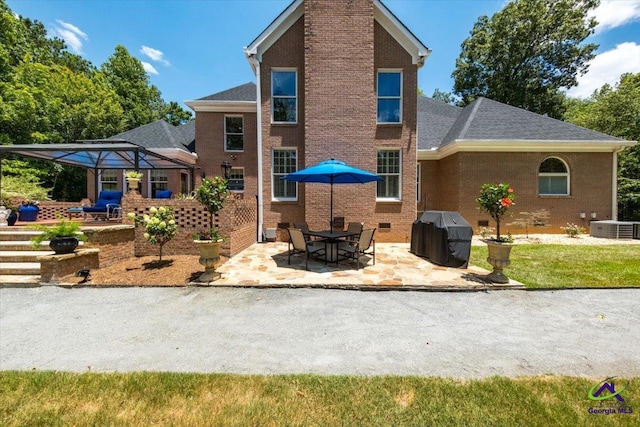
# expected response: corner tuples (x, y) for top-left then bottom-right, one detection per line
(418, 140), (637, 160)
(184, 100), (257, 113)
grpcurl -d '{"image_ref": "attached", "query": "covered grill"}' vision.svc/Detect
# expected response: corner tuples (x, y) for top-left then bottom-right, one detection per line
(410, 211), (473, 268)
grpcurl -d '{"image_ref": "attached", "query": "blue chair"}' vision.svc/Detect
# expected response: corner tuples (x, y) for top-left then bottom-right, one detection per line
(155, 190), (173, 199)
(83, 191), (123, 220)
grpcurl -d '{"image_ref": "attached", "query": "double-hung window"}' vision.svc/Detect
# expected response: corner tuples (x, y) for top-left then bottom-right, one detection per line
(272, 149), (297, 201)
(539, 157), (570, 195)
(272, 70), (297, 123)
(377, 149), (401, 200)
(228, 168), (245, 192)
(100, 170), (118, 191)
(377, 70), (402, 124)
(150, 170), (168, 198)
(225, 116), (244, 152)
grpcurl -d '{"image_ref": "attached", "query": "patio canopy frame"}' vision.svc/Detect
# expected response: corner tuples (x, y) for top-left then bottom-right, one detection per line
(0, 141), (199, 199)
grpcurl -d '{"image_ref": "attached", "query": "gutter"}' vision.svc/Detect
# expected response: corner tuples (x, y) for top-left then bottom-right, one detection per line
(612, 145), (629, 220)
(247, 54), (264, 243)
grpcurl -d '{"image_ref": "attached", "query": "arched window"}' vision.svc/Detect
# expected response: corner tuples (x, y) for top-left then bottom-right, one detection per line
(538, 157), (569, 195)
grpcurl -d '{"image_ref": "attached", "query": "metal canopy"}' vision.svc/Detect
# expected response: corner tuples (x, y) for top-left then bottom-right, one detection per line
(0, 141), (197, 170)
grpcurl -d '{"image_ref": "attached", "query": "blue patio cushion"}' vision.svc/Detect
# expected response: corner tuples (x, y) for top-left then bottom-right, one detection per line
(156, 190), (172, 199)
(83, 191), (122, 213)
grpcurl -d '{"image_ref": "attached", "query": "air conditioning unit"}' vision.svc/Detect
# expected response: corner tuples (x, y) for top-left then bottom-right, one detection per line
(590, 221), (634, 239)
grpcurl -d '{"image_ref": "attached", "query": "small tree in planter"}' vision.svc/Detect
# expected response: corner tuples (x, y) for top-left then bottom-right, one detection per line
(194, 176), (230, 241)
(476, 183), (516, 284)
(192, 177), (230, 282)
(476, 183), (515, 242)
(127, 206), (177, 262)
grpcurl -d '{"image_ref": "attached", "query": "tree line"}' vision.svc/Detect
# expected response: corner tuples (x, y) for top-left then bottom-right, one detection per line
(0, 0), (191, 201)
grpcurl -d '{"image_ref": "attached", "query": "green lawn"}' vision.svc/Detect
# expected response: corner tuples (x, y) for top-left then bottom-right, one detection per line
(1, 371), (638, 426)
(470, 244), (640, 288)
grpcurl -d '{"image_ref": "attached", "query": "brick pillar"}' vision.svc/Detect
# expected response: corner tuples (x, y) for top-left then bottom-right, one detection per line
(303, 0), (377, 231)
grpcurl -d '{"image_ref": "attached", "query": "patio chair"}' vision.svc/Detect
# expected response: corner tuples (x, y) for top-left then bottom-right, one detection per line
(155, 190), (173, 199)
(82, 191), (123, 220)
(332, 216), (345, 230)
(287, 228), (326, 270)
(338, 228), (376, 269)
(346, 221), (363, 242)
(293, 221), (315, 240)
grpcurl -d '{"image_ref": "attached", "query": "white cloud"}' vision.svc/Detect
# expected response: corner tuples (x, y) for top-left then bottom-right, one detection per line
(53, 19), (88, 54)
(590, 0), (640, 33)
(140, 46), (170, 66)
(567, 42), (640, 98)
(142, 62), (159, 75)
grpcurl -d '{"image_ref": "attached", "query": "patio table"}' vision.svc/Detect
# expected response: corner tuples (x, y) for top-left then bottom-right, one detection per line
(307, 230), (360, 263)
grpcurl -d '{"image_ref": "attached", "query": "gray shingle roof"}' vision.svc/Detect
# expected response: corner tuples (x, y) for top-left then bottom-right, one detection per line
(197, 82), (256, 102)
(417, 95), (462, 150)
(106, 120), (194, 153)
(440, 97), (622, 146)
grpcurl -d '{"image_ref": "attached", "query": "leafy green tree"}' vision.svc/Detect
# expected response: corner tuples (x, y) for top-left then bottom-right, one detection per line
(565, 73), (640, 220)
(101, 45), (165, 128)
(431, 88), (455, 105)
(162, 101), (192, 126)
(452, 0), (599, 118)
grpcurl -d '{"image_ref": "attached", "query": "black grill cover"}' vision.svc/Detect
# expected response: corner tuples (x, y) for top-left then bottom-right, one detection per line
(410, 211), (473, 268)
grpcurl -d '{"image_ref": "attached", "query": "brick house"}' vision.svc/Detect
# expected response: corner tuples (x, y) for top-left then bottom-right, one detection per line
(93, 0), (634, 241)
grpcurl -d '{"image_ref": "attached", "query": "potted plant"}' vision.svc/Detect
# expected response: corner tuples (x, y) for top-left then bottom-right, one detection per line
(476, 183), (515, 283)
(125, 170), (143, 191)
(18, 200), (40, 222)
(30, 219), (88, 254)
(1, 196), (18, 226)
(192, 176), (230, 282)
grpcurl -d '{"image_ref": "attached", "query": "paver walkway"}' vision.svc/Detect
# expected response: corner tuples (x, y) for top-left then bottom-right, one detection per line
(213, 242), (524, 290)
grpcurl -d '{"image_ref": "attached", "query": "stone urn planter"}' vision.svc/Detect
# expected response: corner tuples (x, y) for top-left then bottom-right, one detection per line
(484, 240), (514, 284)
(49, 236), (80, 254)
(194, 240), (221, 282)
(126, 177), (141, 192)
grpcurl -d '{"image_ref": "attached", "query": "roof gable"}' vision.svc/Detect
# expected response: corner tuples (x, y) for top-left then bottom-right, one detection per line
(417, 96), (461, 150)
(243, 0), (430, 68)
(196, 82), (256, 102)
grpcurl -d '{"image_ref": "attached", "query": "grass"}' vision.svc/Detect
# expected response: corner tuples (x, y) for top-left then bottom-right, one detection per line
(1, 371), (638, 426)
(470, 244), (640, 288)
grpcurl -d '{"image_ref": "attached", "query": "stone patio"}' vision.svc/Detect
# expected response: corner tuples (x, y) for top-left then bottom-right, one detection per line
(212, 242), (525, 291)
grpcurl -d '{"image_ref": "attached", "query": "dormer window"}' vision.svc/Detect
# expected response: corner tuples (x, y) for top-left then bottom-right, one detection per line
(377, 70), (402, 124)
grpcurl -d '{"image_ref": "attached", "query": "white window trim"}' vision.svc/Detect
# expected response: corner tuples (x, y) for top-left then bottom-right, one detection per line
(229, 167), (245, 193)
(98, 169), (118, 192)
(538, 157), (570, 196)
(271, 68), (298, 124)
(272, 147), (298, 202)
(376, 69), (403, 124)
(224, 115), (244, 152)
(149, 170), (169, 196)
(376, 148), (402, 202)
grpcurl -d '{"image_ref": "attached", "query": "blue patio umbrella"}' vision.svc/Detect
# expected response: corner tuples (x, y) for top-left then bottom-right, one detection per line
(282, 158), (383, 232)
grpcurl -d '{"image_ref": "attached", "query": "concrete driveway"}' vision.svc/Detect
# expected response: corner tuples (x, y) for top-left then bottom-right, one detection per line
(1, 287), (638, 378)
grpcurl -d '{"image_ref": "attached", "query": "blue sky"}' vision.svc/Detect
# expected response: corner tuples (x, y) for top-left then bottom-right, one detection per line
(7, 0), (640, 109)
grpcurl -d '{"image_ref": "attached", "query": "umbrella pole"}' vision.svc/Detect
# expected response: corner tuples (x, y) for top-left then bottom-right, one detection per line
(330, 181), (334, 232)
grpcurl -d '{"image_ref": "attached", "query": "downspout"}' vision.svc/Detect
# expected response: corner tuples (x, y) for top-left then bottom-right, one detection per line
(248, 55), (264, 242)
(612, 146), (626, 220)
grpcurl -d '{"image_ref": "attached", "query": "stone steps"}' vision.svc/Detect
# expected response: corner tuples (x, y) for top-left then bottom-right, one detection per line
(0, 228), (46, 286)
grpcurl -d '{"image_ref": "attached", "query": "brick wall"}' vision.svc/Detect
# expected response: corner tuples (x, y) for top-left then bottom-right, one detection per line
(82, 225), (135, 268)
(121, 193), (257, 258)
(195, 111), (258, 197)
(39, 249), (100, 284)
(424, 152), (615, 234)
(260, 16), (306, 228)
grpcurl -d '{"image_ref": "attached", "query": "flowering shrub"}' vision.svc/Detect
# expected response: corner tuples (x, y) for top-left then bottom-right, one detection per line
(476, 183), (515, 242)
(127, 206), (178, 261)
(125, 170), (143, 179)
(194, 176), (230, 241)
(561, 222), (586, 238)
